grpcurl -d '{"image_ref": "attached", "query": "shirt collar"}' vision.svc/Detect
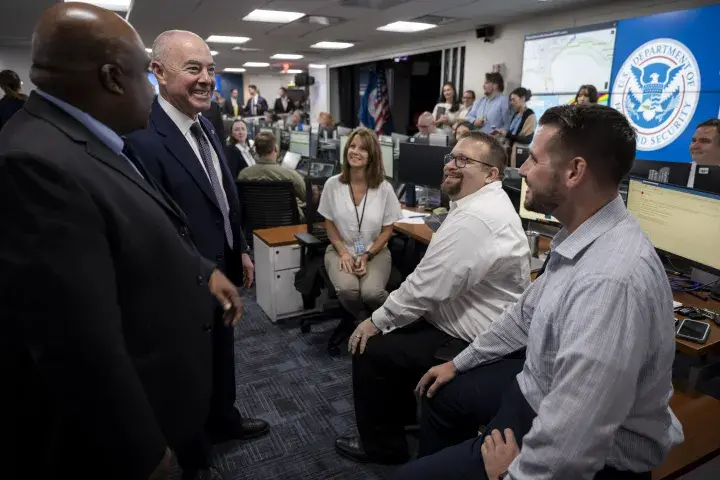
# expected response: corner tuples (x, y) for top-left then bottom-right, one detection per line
(256, 156), (278, 165)
(449, 180), (502, 211)
(551, 195), (629, 260)
(36, 89), (124, 155)
(158, 94), (197, 136)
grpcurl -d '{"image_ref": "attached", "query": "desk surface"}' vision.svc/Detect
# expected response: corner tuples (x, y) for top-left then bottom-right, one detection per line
(393, 205), (434, 244)
(253, 224), (306, 247)
(673, 293), (720, 356)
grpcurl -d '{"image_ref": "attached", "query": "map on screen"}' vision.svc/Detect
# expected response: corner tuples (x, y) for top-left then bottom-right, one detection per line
(522, 22), (617, 95)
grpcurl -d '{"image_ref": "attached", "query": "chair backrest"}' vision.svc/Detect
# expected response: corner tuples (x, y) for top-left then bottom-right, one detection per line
(304, 176), (330, 239)
(236, 180), (300, 236)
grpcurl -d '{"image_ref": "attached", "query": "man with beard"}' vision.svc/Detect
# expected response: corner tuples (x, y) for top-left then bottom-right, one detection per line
(334, 131), (531, 465)
(398, 105), (683, 480)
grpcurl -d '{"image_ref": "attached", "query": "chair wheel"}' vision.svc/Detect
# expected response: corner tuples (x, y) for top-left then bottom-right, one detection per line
(300, 323), (311, 333)
(327, 345), (341, 357)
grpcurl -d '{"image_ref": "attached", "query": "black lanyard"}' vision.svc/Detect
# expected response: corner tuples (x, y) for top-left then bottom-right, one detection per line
(348, 183), (367, 233)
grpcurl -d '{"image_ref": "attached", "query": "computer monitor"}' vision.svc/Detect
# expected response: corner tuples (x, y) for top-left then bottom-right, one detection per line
(409, 135), (430, 145)
(380, 141), (394, 179)
(397, 143), (451, 189)
(630, 160), (692, 187)
(519, 178), (560, 225)
(259, 127), (274, 134)
(339, 135), (349, 160)
(309, 133), (319, 159)
(429, 133), (448, 147)
(626, 178), (720, 274)
(289, 131), (310, 157)
(282, 151), (302, 170)
(693, 165), (720, 195)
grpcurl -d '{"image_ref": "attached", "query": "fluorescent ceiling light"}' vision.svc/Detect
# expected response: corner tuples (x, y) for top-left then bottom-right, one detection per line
(310, 41), (354, 50)
(210, 51), (219, 56)
(224, 68), (246, 73)
(145, 48), (153, 53)
(286, 69), (303, 74)
(309, 64), (327, 69)
(243, 62), (270, 67)
(205, 35), (250, 44)
(66, 0), (131, 12)
(271, 53), (304, 60)
(243, 9), (305, 23)
(377, 21), (437, 33)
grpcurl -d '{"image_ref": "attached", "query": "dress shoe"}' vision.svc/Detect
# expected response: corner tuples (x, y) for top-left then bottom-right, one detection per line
(335, 436), (410, 465)
(181, 466), (228, 480)
(209, 417), (270, 444)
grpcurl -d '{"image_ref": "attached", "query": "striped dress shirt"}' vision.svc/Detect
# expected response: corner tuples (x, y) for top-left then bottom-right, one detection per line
(454, 195), (684, 479)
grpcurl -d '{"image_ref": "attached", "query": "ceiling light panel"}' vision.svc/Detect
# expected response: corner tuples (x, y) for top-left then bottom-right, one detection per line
(243, 62), (270, 67)
(65, 0), (131, 11)
(224, 68), (246, 73)
(377, 21), (437, 32)
(309, 64), (327, 69)
(271, 54), (304, 60)
(310, 41), (354, 49)
(243, 9), (305, 23)
(206, 35), (251, 44)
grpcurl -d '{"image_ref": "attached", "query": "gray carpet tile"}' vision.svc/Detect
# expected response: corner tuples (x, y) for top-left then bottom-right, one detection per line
(170, 291), (399, 479)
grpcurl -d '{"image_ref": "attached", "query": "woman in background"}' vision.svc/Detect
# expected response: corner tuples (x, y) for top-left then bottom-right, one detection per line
(575, 84), (598, 105)
(453, 121), (473, 145)
(0, 70), (27, 131)
(318, 127), (402, 322)
(454, 89), (476, 125)
(494, 87), (536, 167)
(225, 119), (256, 179)
(318, 111), (337, 139)
(432, 82), (460, 135)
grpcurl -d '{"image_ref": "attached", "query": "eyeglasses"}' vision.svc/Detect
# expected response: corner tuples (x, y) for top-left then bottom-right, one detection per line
(444, 153), (497, 169)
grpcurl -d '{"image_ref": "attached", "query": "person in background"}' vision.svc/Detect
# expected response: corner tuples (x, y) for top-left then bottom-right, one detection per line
(318, 111), (337, 138)
(432, 82), (460, 135)
(204, 94), (226, 145)
(1, 4), (245, 479)
(398, 105), (683, 480)
(223, 87), (241, 118)
(319, 127), (403, 324)
(0, 70), (27, 131)
(493, 87), (536, 167)
(238, 131), (306, 220)
(225, 119), (256, 179)
(335, 132), (530, 465)
(414, 111), (437, 138)
(575, 84), (598, 105)
(688, 118), (720, 188)
(466, 72), (511, 134)
(454, 89), (476, 124)
(274, 86), (294, 114)
(453, 121), (473, 145)
(244, 84), (268, 117)
(127, 30), (269, 480)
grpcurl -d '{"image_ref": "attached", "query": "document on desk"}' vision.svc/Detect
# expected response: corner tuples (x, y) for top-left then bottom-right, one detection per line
(396, 209), (430, 224)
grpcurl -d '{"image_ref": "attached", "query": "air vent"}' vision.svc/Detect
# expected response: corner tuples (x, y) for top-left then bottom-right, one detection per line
(232, 46), (263, 52)
(339, 0), (412, 9)
(413, 15), (457, 26)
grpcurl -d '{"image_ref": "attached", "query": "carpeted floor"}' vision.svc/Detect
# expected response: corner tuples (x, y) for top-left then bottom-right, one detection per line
(172, 290), (398, 479)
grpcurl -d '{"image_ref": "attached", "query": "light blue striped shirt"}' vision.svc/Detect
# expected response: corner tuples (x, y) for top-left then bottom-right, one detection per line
(454, 195), (683, 478)
(465, 94), (511, 133)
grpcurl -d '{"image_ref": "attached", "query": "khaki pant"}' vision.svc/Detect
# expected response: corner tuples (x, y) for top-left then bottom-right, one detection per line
(325, 245), (392, 321)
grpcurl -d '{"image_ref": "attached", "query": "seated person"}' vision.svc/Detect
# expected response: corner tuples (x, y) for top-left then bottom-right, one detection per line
(318, 111), (337, 139)
(395, 105), (683, 480)
(336, 132), (531, 465)
(224, 119), (256, 178)
(688, 118), (720, 187)
(318, 127), (402, 323)
(413, 111), (437, 138)
(238, 131), (306, 220)
(286, 111), (303, 130)
(451, 121), (473, 146)
(493, 87), (536, 167)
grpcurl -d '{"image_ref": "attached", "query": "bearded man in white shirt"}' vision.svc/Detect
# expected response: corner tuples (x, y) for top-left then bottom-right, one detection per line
(334, 131), (531, 465)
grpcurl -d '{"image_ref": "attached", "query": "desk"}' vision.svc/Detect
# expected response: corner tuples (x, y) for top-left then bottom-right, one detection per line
(673, 293), (720, 357)
(393, 205), (433, 244)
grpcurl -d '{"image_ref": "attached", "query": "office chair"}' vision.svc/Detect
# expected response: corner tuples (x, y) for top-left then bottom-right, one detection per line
(235, 180), (301, 248)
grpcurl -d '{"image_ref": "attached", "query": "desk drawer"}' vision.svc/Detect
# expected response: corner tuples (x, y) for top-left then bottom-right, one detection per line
(273, 244), (302, 271)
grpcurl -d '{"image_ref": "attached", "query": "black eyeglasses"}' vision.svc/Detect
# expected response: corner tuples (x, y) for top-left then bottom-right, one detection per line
(443, 153), (497, 169)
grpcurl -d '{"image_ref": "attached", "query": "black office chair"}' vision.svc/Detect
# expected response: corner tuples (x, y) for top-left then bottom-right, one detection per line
(236, 180), (301, 248)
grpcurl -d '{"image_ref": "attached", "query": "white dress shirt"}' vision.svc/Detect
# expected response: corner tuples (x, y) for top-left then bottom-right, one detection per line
(235, 143), (255, 167)
(318, 175), (402, 253)
(371, 181), (530, 342)
(158, 95), (229, 204)
(250, 94), (260, 115)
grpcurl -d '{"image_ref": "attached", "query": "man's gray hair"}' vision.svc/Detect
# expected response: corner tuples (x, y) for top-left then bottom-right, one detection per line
(151, 30), (204, 62)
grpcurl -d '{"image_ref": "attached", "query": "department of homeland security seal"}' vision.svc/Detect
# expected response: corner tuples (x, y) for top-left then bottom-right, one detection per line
(611, 38), (700, 151)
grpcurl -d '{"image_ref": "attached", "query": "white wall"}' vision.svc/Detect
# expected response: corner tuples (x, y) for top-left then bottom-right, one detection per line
(0, 46), (33, 97)
(309, 67), (329, 123)
(463, 0), (718, 93)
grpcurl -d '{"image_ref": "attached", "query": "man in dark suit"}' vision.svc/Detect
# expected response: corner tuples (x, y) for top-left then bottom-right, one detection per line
(0, 4), (244, 480)
(222, 88), (241, 118)
(244, 84), (268, 116)
(204, 99), (226, 144)
(127, 30), (270, 480)
(273, 86), (295, 114)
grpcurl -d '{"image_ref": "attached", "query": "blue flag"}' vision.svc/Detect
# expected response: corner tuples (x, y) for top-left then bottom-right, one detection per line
(358, 64), (392, 135)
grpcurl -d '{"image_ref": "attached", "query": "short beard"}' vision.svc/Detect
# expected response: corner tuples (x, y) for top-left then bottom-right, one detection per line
(441, 176), (462, 197)
(525, 170), (562, 215)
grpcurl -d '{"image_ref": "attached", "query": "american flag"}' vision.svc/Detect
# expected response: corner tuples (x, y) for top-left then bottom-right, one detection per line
(359, 63), (393, 134)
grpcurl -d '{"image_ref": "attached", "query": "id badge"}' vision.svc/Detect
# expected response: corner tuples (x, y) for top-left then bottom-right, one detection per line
(353, 236), (366, 255)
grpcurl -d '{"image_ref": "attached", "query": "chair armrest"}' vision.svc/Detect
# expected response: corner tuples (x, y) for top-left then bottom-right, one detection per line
(295, 232), (323, 246)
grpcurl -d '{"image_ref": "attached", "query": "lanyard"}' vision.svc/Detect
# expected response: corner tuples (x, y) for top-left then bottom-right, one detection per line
(348, 183), (368, 233)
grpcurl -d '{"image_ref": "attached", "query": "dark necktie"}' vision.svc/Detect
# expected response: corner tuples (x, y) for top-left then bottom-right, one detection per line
(121, 141), (146, 180)
(189, 122), (234, 248)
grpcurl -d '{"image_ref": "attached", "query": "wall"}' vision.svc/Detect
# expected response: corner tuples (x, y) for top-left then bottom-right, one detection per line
(309, 67), (329, 124)
(0, 46), (32, 97)
(462, 0), (719, 93)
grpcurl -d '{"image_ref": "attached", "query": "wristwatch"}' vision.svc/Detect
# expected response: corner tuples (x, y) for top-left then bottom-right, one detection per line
(366, 251), (376, 262)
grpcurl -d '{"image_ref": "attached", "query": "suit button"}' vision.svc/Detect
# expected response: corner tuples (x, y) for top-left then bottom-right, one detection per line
(203, 324), (212, 332)
(216, 220), (223, 230)
(216, 253), (223, 261)
(179, 226), (188, 237)
(196, 275), (205, 285)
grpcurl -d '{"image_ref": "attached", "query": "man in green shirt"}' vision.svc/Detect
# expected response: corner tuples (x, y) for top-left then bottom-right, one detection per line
(238, 131), (306, 220)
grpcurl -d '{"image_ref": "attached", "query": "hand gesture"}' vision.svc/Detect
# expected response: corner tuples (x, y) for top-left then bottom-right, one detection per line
(353, 254), (368, 277)
(348, 318), (380, 355)
(208, 269), (243, 326)
(474, 119), (485, 128)
(481, 429), (520, 480)
(339, 252), (355, 273)
(415, 361), (458, 398)
(241, 253), (255, 289)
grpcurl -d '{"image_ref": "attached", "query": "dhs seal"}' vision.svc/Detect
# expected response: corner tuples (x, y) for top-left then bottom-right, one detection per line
(611, 38), (700, 151)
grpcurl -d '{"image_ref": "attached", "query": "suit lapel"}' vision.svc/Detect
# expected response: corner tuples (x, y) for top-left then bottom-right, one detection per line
(151, 99), (220, 211)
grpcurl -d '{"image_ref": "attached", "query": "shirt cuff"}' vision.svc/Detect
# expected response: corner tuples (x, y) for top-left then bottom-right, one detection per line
(452, 345), (482, 373)
(371, 308), (396, 334)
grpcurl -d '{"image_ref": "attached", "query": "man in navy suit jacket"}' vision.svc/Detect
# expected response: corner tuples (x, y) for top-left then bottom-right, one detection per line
(244, 84), (268, 117)
(127, 30), (270, 480)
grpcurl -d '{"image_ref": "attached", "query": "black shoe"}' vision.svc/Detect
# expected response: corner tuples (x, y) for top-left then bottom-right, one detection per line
(209, 418), (270, 443)
(335, 436), (410, 465)
(181, 466), (228, 480)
